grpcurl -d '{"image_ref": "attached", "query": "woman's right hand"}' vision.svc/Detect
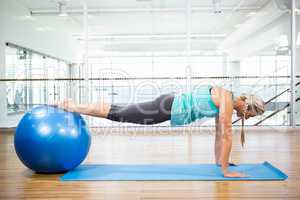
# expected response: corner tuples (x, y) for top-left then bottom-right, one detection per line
(223, 171), (249, 178)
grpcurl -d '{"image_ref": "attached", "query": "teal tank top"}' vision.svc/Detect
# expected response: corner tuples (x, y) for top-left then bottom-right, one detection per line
(170, 85), (219, 126)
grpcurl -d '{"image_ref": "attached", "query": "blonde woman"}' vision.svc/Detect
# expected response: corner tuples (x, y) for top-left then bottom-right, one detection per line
(55, 85), (265, 178)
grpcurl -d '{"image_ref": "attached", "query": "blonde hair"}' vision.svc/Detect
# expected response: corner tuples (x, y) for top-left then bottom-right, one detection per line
(240, 94), (265, 147)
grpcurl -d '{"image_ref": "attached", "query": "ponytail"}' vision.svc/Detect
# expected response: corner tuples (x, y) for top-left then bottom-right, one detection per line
(241, 116), (245, 148)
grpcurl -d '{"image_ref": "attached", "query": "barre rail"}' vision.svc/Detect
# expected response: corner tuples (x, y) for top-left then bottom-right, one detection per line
(0, 75), (298, 82)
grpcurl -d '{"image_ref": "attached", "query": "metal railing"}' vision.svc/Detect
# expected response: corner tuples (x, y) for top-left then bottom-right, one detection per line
(254, 97), (300, 126)
(232, 80), (300, 126)
(3, 75), (297, 126)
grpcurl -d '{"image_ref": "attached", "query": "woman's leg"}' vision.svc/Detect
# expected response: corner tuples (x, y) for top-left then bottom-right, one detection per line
(56, 99), (112, 118)
(56, 94), (174, 125)
(107, 94), (174, 124)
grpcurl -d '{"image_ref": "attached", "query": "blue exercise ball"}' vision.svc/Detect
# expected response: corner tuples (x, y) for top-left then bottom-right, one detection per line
(14, 105), (91, 173)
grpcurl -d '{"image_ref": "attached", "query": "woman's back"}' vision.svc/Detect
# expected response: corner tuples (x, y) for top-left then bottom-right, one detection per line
(171, 85), (219, 126)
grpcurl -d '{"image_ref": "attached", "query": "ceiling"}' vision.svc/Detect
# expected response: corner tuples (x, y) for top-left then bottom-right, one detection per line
(21, 0), (269, 9)
(12, 0), (283, 57)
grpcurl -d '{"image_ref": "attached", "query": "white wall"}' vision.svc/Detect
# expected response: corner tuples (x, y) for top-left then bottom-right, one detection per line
(295, 48), (300, 125)
(0, 0), (80, 127)
(0, 0), (79, 61)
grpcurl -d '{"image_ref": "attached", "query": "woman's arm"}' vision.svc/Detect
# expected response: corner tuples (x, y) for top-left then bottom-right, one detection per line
(218, 91), (233, 175)
(214, 116), (222, 164)
(215, 116), (237, 166)
(218, 90), (247, 178)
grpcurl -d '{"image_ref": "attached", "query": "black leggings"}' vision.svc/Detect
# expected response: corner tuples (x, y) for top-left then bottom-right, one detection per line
(107, 94), (174, 125)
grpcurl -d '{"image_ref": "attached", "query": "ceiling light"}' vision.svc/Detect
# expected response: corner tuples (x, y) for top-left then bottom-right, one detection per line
(234, 24), (242, 29)
(246, 12), (256, 17)
(213, 0), (222, 14)
(17, 15), (36, 21)
(275, 34), (289, 55)
(296, 32), (300, 46)
(58, 2), (68, 17)
(277, 35), (288, 47)
(36, 27), (46, 32)
(36, 26), (54, 32)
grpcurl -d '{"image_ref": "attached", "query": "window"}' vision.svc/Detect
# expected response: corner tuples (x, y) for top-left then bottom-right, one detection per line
(5, 44), (70, 114)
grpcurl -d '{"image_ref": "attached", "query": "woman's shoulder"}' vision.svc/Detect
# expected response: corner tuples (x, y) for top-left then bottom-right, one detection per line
(210, 86), (234, 107)
(211, 86), (232, 95)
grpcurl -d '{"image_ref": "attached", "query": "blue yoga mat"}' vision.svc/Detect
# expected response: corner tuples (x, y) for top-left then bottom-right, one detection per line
(61, 161), (287, 181)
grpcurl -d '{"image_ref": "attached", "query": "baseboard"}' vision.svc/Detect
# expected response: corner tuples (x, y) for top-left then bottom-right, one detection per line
(0, 127), (16, 133)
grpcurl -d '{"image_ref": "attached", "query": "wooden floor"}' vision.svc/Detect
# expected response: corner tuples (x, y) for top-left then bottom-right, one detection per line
(1, 127), (300, 200)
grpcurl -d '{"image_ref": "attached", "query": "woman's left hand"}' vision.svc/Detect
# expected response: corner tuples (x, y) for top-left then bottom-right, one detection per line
(216, 162), (237, 167)
(223, 171), (249, 178)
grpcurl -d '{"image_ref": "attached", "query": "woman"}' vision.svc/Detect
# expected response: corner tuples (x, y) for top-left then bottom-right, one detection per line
(55, 85), (265, 178)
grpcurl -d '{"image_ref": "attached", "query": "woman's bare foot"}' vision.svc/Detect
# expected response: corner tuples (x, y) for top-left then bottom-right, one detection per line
(51, 99), (77, 113)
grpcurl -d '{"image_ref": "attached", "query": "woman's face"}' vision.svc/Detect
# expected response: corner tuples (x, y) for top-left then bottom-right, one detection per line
(236, 100), (256, 119)
(244, 111), (256, 119)
(236, 110), (255, 119)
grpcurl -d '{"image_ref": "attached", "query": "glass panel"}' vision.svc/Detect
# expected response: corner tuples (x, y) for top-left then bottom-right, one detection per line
(5, 45), (70, 114)
(296, 8), (300, 126)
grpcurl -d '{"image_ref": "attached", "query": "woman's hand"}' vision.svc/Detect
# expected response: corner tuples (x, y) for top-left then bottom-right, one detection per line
(223, 171), (249, 178)
(216, 162), (237, 167)
(50, 99), (77, 113)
